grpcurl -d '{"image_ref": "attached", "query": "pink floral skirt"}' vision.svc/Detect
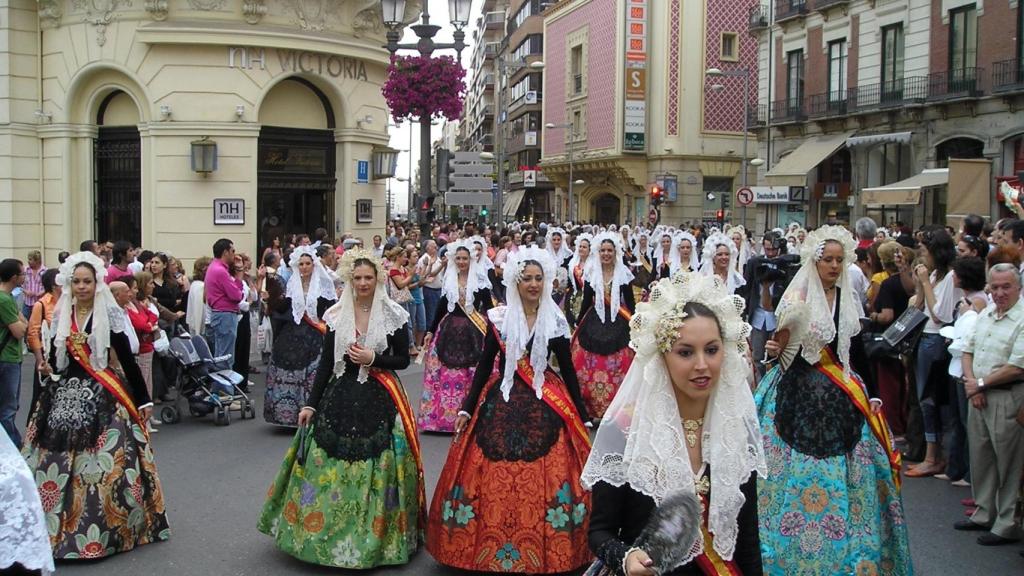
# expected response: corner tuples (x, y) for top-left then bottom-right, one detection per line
(417, 339), (498, 432)
(570, 340), (634, 420)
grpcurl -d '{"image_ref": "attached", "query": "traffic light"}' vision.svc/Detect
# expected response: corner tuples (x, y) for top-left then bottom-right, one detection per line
(436, 148), (452, 192)
(480, 207), (489, 217)
(650, 184), (664, 208)
(716, 209), (725, 223)
(421, 195), (435, 222)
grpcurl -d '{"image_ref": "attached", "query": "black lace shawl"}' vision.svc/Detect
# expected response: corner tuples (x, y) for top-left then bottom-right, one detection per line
(576, 282), (635, 355)
(306, 324), (411, 462)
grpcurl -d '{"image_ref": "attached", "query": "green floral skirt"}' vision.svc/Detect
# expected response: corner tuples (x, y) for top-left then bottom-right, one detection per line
(257, 416), (422, 568)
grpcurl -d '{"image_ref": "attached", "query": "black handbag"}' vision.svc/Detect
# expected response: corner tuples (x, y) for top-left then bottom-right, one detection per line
(864, 307), (928, 360)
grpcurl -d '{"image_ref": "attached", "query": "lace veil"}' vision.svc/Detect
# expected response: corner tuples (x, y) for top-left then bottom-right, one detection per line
(581, 273), (764, 568)
(0, 432), (55, 574)
(546, 226), (572, 263)
(726, 225), (752, 273)
(323, 248), (409, 383)
(52, 251), (125, 372)
(699, 233), (746, 294)
(286, 244), (337, 325)
(775, 225), (860, 372)
(442, 240), (481, 313)
(583, 231), (634, 323)
(568, 232), (595, 291)
(492, 246), (571, 401)
(673, 232), (699, 274)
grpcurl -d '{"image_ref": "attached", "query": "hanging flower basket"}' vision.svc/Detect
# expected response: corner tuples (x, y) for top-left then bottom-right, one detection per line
(383, 55), (466, 123)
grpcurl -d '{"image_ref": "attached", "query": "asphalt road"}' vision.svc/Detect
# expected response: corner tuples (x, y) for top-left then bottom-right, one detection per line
(12, 359), (1023, 575)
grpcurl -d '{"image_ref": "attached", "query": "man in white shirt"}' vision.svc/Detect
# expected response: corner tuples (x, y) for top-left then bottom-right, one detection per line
(109, 281), (140, 355)
(371, 235), (385, 259)
(849, 248), (871, 315)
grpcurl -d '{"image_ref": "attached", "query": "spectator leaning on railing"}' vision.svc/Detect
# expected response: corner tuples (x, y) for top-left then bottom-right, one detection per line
(955, 263), (1024, 546)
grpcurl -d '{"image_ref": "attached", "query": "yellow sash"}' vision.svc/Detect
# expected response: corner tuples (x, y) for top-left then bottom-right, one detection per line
(459, 302), (488, 336)
(818, 347), (902, 489)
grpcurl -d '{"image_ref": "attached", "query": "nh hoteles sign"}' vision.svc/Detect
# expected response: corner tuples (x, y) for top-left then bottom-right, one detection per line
(227, 47), (368, 81)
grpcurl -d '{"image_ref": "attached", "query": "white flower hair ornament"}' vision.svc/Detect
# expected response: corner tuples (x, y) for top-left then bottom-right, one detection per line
(337, 248), (385, 284)
(52, 251), (122, 372)
(801, 224), (857, 265)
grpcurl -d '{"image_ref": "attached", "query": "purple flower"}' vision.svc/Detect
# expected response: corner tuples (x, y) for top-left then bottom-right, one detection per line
(779, 511), (805, 536)
(821, 514), (846, 540)
(383, 55), (466, 123)
(300, 481), (316, 506)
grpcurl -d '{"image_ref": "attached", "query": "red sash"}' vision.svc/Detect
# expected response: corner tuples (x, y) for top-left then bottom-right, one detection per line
(368, 368), (427, 530)
(490, 325), (591, 450)
(818, 347), (902, 489)
(65, 322), (147, 431)
(573, 266), (584, 291)
(302, 313), (327, 335)
(694, 492), (742, 575)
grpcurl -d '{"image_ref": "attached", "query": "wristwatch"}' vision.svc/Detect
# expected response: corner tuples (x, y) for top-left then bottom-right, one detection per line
(977, 378), (985, 389)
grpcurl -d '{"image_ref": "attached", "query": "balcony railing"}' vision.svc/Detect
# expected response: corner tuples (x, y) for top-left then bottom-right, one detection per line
(850, 77), (928, 110)
(484, 43), (500, 58)
(477, 133), (494, 147)
(481, 104), (495, 117)
(775, 0), (808, 23)
(484, 11), (504, 28)
(928, 67), (985, 100)
(573, 74), (583, 94)
(807, 90), (850, 118)
(748, 5), (769, 31)
(993, 59), (1024, 93)
(509, 91), (542, 112)
(771, 97), (807, 123)
(815, 0), (849, 12)
(480, 74), (495, 89)
(748, 103), (768, 127)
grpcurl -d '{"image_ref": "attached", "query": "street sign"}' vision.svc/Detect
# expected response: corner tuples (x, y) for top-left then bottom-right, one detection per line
(524, 170), (537, 188)
(752, 186), (790, 204)
(356, 160), (369, 183)
(213, 198), (244, 225)
(736, 187), (753, 206)
(446, 191), (492, 205)
(450, 176), (493, 190)
(453, 152), (484, 163)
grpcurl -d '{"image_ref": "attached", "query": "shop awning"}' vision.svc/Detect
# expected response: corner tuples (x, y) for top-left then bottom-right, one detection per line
(861, 169), (949, 205)
(765, 132), (855, 187)
(503, 190), (526, 217)
(846, 131), (913, 147)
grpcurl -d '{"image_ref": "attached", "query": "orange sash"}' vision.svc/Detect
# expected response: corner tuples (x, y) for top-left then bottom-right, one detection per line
(368, 367), (427, 530)
(459, 302), (488, 336)
(490, 325), (591, 450)
(65, 324), (146, 431)
(302, 313), (327, 335)
(818, 346), (902, 489)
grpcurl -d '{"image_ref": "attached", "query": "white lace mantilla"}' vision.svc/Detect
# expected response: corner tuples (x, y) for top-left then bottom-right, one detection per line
(0, 434), (54, 574)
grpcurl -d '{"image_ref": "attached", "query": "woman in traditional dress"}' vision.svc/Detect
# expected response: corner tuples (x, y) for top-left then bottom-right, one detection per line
(258, 248), (423, 568)
(653, 232), (675, 280)
(546, 227), (573, 310)
(427, 246), (592, 573)
(729, 226), (752, 275)
(699, 233), (746, 295)
(572, 232), (636, 420)
(418, 241), (495, 432)
(583, 273), (765, 576)
(263, 245), (338, 426)
(471, 236), (500, 301)
(672, 232), (699, 275)
(757, 225), (912, 575)
(630, 231), (655, 302)
(24, 251), (170, 560)
(565, 232), (595, 328)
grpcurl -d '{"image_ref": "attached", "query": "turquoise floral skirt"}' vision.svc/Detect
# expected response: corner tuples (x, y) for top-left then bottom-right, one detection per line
(755, 366), (913, 576)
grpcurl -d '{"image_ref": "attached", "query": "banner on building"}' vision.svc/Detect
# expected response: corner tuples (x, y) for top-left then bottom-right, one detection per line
(623, 0), (648, 152)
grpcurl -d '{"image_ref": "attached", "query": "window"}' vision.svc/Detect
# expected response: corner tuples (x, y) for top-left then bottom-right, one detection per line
(511, 35), (543, 63)
(721, 32), (739, 61)
(949, 5), (978, 72)
(881, 23), (904, 99)
(786, 49), (804, 111)
(827, 39), (847, 103)
(571, 45), (584, 94)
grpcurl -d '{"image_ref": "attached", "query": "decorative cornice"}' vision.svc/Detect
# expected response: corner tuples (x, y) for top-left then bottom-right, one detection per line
(242, 0), (268, 24)
(334, 128), (390, 146)
(38, 0), (63, 28)
(144, 0), (169, 21)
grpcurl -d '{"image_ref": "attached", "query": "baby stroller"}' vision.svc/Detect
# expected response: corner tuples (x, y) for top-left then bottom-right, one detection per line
(164, 330), (256, 426)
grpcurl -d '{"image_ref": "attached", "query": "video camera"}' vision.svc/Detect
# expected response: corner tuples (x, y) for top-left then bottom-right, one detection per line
(755, 253), (801, 287)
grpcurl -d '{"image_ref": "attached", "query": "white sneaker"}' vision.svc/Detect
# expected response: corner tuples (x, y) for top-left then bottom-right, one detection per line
(150, 416), (163, 426)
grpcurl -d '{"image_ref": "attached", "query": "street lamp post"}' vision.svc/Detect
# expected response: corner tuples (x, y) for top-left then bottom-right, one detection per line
(546, 121), (577, 223)
(705, 66), (761, 225)
(380, 0), (471, 234)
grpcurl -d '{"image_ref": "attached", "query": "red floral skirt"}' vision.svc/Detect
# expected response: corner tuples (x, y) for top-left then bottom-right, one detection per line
(571, 340), (635, 420)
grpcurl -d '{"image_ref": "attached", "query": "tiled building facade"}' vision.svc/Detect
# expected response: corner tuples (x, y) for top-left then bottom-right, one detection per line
(541, 0), (761, 226)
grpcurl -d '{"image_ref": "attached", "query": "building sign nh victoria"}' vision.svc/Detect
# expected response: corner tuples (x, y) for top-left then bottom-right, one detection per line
(623, 0), (648, 152)
(228, 47), (368, 81)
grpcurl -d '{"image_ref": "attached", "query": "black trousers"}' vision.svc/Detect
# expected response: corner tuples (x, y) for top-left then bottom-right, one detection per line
(233, 310), (251, 386)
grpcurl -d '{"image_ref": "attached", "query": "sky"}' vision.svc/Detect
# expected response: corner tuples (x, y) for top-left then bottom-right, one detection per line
(386, 0), (485, 215)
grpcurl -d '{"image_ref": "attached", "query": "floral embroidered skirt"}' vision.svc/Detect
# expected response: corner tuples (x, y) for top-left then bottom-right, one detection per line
(264, 321), (323, 426)
(257, 416), (422, 568)
(418, 315), (492, 433)
(23, 400), (170, 560)
(755, 366), (913, 576)
(570, 340), (634, 420)
(426, 378), (592, 573)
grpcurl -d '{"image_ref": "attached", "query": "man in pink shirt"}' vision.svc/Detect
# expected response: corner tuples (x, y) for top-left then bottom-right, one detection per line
(205, 238), (244, 363)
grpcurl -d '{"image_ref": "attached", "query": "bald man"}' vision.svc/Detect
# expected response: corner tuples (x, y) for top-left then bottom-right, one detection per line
(109, 281), (140, 355)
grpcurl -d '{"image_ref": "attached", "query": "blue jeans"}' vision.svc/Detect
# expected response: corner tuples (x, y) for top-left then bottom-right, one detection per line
(207, 311), (240, 367)
(0, 361), (22, 448)
(423, 287), (442, 330)
(914, 333), (950, 444)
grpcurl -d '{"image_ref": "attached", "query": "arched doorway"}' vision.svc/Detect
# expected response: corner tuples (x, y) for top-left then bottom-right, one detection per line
(593, 193), (621, 224)
(94, 90), (142, 245)
(258, 77), (337, 250)
(936, 137), (984, 167)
